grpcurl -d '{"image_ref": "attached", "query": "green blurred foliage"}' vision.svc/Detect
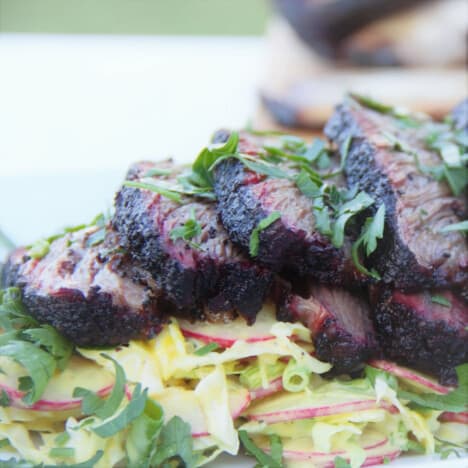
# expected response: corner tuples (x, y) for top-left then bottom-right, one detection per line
(0, 0), (269, 35)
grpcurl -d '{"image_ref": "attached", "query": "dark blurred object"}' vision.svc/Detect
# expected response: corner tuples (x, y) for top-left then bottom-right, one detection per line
(256, 0), (467, 130)
(274, 0), (432, 63)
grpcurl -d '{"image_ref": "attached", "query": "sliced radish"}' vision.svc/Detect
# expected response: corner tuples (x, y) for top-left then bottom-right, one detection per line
(179, 304), (278, 347)
(154, 382), (250, 438)
(249, 377), (284, 400)
(244, 388), (394, 424)
(439, 411), (468, 424)
(369, 360), (453, 395)
(0, 355), (114, 411)
(253, 431), (400, 466)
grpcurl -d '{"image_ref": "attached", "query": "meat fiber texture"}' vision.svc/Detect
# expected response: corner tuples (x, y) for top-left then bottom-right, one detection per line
(282, 285), (378, 374)
(373, 289), (468, 385)
(324, 98), (468, 291)
(212, 132), (364, 287)
(3, 228), (161, 346)
(113, 161), (273, 324)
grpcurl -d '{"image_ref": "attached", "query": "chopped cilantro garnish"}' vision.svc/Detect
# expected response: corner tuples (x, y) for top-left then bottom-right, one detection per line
(194, 342), (220, 356)
(169, 208), (202, 247)
(239, 430), (283, 468)
(439, 221), (468, 233)
(430, 295), (451, 308)
(249, 212), (281, 257)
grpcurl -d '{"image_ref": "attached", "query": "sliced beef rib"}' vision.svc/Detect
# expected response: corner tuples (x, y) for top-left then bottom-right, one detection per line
(113, 161), (273, 323)
(325, 97), (468, 290)
(281, 285), (378, 374)
(373, 289), (468, 385)
(212, 132), (364, 286)
(4, 228), (161, 346)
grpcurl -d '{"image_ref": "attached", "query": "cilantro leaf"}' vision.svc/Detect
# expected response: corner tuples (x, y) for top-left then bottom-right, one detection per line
(351, 204), (385, 279)
(295, 170), (321, 199)
(190, 131), (239, 189)
(313, 197), (332, 236)
(194, 342), (220, 356)
(430, 295), (451, 308)
(151, 416), (195, 468)
(169, 208), (202, 246)
(439, 221), (468, 233)
(331, 192), (374, 248)
(126, 398), (164, 468)
(22, 324), (73, 370)
(93, 383), (148, 438)
(123, 181), (182, 203)
(334, 456), (352, 468)
(0, 389), (10, 407)
(249, 212), (281, 257)
(239, 430), (283, 468)
(0, 288), (38, 331)
(0, 340), (56, 405)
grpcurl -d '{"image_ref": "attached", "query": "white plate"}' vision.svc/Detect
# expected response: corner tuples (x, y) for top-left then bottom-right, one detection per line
(0, 173), (466, 468)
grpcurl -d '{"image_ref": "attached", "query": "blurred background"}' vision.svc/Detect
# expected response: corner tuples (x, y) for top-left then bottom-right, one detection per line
(0, 0), (466, 247)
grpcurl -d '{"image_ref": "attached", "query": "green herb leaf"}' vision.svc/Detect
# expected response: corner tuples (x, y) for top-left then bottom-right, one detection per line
(332, 192), (374, 248)
(239, 430), (283, 468)
(22, 324), (73, 371)
(304, 138), (326, 163)
(0, 389), (10, 407)
(93, 383), (148, 438)
(73, 387), (105, 416)
(249, 212), (281, 257)
(334, 456), (352, 468)
(237, 155), (291, 179)
(85, 228), (106, 248)
(194, 342), (220, 356)
(269, 434), (283, 464)
(169, 208), (202, 246)
(0, 288), (38, 331)
(351, 204), (385, 279)
(49, 447), (75, 459)
(0, 340), (56, 405)
(313, 197), (332, 236)
(430, 295), (451, 308)
(123, 181), (182, 203)
(54, 432), (71, 446)
(439, 221), (468, 233)
(126, 398), (164, 468)
(295, 170), (321, 199)
(151, 416), (195, 468)
(191, 131), (239, 189)
(144, 167), (172, 177)
(93, 354), (126, 420)
(27, 238), (50, 260)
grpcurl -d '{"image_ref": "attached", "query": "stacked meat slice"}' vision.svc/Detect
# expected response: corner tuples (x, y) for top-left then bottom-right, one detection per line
(2, 96), (466, 384)
(3, 228), (162, 346)
(325, 97), (468, 384)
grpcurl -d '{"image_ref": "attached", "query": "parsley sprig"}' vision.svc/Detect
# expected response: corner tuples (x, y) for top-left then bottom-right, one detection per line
(169, 208), (202, 248)
(0, 288), (73, 404)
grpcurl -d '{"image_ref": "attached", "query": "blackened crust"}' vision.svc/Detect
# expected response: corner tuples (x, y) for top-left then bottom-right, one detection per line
(325, 102), (468, 290)
(5, 230), (162, 347)
(373, 289), (468, 385)
(22, 287), (154, 347)
(113, 163), (273, 323)
(213, 157), (363, 286)
(282, 286), (378, 374)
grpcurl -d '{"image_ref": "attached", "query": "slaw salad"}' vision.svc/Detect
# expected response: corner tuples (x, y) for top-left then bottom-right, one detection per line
(0, 289), (466, 467)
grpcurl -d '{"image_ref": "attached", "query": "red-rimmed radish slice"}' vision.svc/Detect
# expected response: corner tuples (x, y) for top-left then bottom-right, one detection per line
(368, 360), (454, 395)
(179, 304), (278, 347)
(249, 377), (284, 400)
(244, 390), (394, 424)
(154, 383), (250, 438)
(0, 355), (114, 411)
(439, 411), (468, 424)
(253, 432), (400, 466)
